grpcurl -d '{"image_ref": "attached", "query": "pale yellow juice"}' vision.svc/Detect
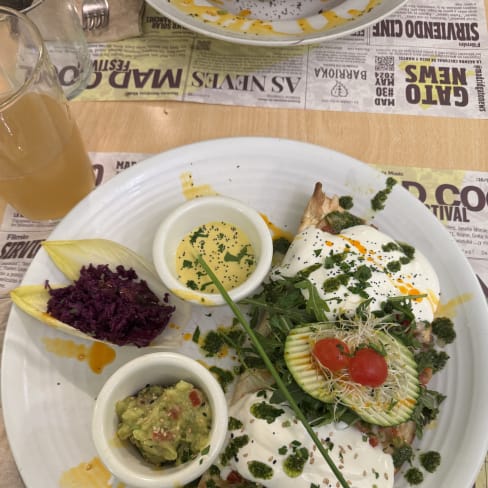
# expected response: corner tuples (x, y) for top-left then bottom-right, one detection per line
(0, 92), (95, 220)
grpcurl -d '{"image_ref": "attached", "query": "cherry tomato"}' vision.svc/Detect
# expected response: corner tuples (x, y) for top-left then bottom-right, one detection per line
(348, 348), (388, 387)
(313, 338), (350, 372)
(227, 471), (245, 484)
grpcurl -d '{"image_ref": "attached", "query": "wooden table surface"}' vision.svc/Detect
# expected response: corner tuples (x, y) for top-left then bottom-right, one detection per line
(70, 100), (487, 171)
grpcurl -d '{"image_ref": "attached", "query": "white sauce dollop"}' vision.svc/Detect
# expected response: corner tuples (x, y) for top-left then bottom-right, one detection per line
(221, 391), (394, 488)
(272, 225), (440, 322)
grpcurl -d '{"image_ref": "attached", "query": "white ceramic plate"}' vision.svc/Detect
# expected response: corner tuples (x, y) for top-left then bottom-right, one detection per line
(146, 0), (406, 46)
(2, 137), (488, 488)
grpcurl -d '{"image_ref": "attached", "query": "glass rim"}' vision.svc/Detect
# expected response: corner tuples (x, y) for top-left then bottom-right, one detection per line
(21, 0), (45, 14)
(0, 5), (47, 111)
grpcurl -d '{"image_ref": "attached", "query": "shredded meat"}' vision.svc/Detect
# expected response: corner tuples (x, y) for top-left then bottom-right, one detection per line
(297, 182), (344, 233)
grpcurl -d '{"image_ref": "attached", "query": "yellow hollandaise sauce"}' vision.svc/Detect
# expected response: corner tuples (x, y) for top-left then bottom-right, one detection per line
(176, 221), (256, 293)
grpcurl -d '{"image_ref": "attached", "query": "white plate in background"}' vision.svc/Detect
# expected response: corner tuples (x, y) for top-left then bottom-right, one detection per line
(146, 0), (406, 46)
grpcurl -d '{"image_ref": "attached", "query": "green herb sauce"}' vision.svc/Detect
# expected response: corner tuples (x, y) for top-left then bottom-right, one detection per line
(248, 460), (274, 480)
(250, 401), (285, 423)
(220, 435), (249, 465)
(283, 446), (309, 477)
(371, 177), (397, 211)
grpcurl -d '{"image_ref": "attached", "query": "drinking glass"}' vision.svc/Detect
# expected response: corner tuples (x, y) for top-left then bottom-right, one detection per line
(21, 0), (92, 100)
(0, 6), (95, 221)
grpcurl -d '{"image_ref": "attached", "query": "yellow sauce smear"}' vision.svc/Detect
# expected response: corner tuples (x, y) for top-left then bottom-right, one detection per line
(260, 213), (294, 242)
(176, 220), (256, 294)
(169, 0), (276, 35)
(436, 293), (473, 319)
(170, 0), (381, 35)
(172, 288), (217, 305)
(180, 172), (218, 200)
(42, 337), (116, 374)
(183, 332), (194, 341)
(60, 457), (125, 488)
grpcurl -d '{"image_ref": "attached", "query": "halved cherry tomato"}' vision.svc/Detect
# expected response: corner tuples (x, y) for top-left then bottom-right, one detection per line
(227, 471), (244, 484)
(348, 348), (388, 387)
(313, 338), (350, 372)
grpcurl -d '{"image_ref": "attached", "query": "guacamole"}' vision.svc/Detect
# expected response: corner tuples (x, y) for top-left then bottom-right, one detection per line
(116, 380), (212, 466)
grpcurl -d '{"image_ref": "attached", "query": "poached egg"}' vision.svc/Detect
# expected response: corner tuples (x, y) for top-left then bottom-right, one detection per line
(221, 390), (394, 488)
(272, 225), (440, 322)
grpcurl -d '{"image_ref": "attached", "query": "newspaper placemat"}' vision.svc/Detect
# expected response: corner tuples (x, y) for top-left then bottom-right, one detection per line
(71, 1), (488, 119)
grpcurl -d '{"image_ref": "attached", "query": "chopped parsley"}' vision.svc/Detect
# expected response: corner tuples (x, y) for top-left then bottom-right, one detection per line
(224, 245), (253, 264)
(191, 326), (201, 343)
(186, 280), (198, 290)
(201, 330), (225, 356)
(209, 365), (234, 392)
(322, 274), (350, 293)
(189, 226), (208, 244)
(323, 251), (348, 269)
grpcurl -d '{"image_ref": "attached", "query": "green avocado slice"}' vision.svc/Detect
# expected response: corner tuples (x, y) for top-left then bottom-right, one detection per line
(284, 322), (420, 427)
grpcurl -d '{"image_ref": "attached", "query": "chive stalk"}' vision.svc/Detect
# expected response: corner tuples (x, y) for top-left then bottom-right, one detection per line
(195, 254), (351, 488)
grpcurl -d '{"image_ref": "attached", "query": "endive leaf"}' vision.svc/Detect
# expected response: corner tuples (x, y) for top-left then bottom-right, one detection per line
(42, 239), (165, 297)
(11, 239), (191, 348)
(11, 284), (97, 342)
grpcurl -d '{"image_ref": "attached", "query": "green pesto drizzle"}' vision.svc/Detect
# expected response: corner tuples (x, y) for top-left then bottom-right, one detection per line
(325, 211), (364, 233)
(283, 446), (310, 477)
(371, 177), (397, 211)
(250, 401), (285, 423)
(248, 460), (274, 479)
(338, 195), (354, 210)
(220, 435), (249, 465)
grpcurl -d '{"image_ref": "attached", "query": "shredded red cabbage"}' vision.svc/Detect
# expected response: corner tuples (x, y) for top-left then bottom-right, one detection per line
(46, 264), (175, 347)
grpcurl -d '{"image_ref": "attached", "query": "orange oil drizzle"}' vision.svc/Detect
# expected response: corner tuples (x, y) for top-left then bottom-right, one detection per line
(259, 213), (294, 243)
(436, 293), (473, 319)
(59, 457), (125, 488)
(42, 337), (116, 374)
(340, 235), (367, 255)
